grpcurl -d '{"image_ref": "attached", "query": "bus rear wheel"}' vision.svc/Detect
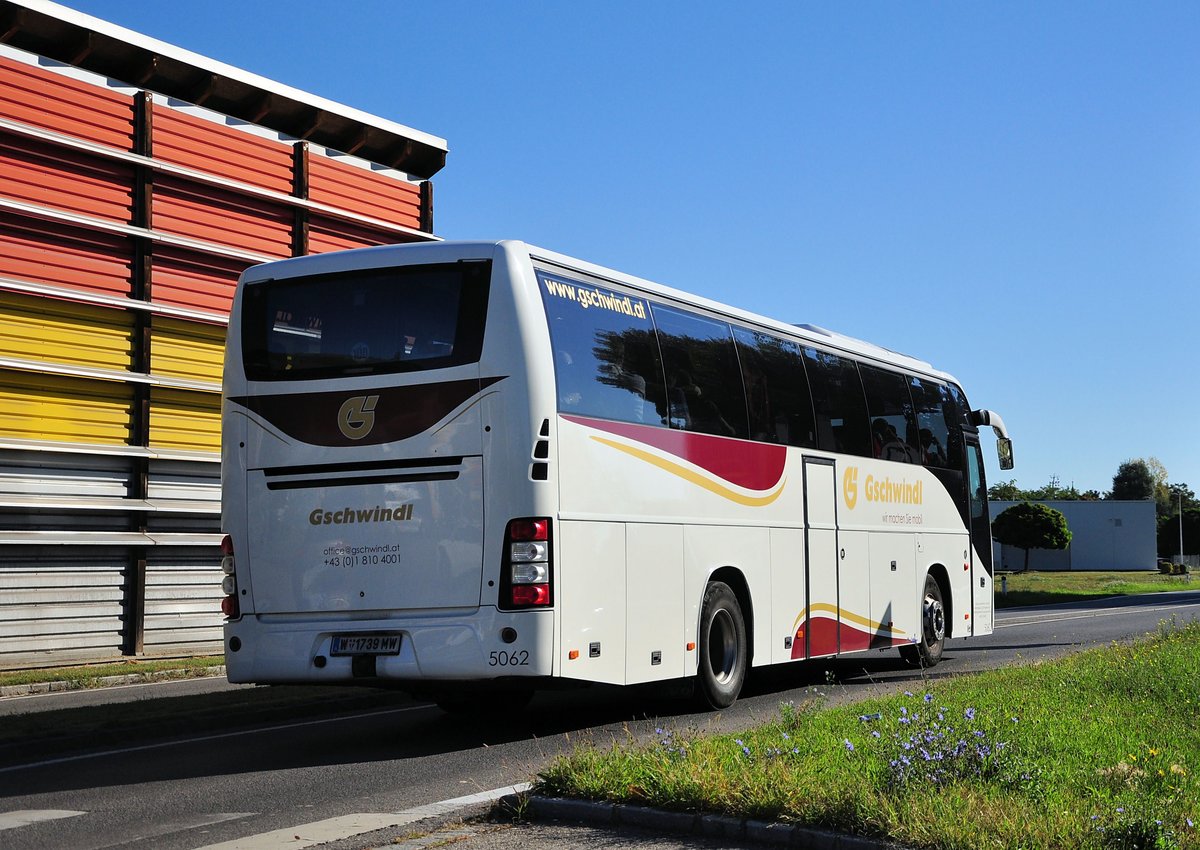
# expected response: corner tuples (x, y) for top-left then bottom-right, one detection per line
(694, 581), (747, 710)
(900, 574), (946, 668)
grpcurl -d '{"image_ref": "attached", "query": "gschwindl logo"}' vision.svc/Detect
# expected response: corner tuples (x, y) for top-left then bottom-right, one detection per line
(842, 466), (923, 508)
(338, 394), (378, 440)
(843, 467), (859, 509)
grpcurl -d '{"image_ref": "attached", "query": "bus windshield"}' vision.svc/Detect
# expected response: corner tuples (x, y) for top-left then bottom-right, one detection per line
(240, 260), (490, 381)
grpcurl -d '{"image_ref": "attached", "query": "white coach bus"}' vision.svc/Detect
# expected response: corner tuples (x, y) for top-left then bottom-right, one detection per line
(220, 240), (1013, 710)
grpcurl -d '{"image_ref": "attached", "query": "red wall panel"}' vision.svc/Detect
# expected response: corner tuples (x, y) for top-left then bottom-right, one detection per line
(152, 105), (293, 195)
(0, 136), (134, 223)
(307, 215), (406, 254)
(153, 176), (291, 259)
(307, 156), (421, 230)
(0, 54), (134, 151)
(0, 212), (133, 297)
(151, 247), (250, 315)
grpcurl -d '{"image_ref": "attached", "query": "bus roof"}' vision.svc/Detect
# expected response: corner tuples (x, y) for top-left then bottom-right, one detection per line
(238, 239), (961, 388)
(520, 241), (957, 387)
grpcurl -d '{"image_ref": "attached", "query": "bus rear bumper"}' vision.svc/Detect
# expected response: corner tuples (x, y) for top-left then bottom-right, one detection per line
(222, 607), (554, 684)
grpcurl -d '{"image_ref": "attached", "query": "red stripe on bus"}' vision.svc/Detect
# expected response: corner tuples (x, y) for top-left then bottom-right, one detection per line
(561, 415), (786, 492)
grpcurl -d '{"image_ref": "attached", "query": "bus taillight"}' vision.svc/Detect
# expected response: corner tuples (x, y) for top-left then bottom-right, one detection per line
(220, 533), (240, 619)
(503, 517), (552, 609)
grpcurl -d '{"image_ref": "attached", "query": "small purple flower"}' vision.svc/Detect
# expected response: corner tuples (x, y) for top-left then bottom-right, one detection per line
(964, 708), (976, 721)
(924, 693), (934, 703)
(871, 730), (881, 738)
(844, 739), (855, 752)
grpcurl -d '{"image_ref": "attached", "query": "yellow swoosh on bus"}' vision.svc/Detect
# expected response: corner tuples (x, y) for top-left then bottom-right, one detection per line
(590, 436), (786, 507)
(791, 604), (907, 636)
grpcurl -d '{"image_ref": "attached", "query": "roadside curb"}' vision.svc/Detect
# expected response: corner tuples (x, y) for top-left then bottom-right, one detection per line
(509, 794), (906, 849)
(0, 666), (227, 699)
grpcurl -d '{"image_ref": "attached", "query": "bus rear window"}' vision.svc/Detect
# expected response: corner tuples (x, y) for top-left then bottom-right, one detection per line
(241, 261), (490, 381)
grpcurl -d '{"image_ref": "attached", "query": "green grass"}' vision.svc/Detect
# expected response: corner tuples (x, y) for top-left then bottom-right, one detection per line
(995, 570), (1197, 609)
(538, 619), (1200, 849)
(0, 655), (226, 689)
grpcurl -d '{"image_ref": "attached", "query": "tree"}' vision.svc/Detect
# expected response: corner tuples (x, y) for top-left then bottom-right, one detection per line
(1157, 509), (1200, 559)
(988, 477), (1099, 502)
(1110, 459), (1156, 501)
(992, 502), (1073, 572)
(1167, 482), (1198, 512)
(988, 479), (1027, 501)
(1145, 457), (1171, 513)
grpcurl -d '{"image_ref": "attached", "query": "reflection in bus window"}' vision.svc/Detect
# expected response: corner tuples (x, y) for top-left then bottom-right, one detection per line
(861, 365), (919, 463)
(653, 305), (747, 439)
(538, 271), (665, 425)
(732, 328), (816, 448)
(910, 376), (962, 470)
(803, 347), (869, 457)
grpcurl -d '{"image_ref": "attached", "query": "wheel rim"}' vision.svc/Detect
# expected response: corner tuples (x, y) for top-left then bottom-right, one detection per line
(923, 592), (945, 644)
(708, 608), (738, 684)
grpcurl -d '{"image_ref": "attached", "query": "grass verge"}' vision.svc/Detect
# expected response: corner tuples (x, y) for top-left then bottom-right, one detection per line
(0, 655), (226, 689)
(538, 619), (1200, 849)
(995, 570), (1197, 609)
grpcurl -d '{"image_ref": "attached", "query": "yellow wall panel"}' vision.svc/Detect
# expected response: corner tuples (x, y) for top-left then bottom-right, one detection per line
(0, 370), (132, 445)
(150, 388), (220, 453)
(150, 317), (226, 384)
(0, 293), (134, 371)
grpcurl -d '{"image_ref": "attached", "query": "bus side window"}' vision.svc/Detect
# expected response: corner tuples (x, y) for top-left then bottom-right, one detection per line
(732, 327), (816, 448)
(538, 272), (666, 426)
(860, 365), (919, 464)
(803, 347), (870, 457)
(909, 376), (960, 470)
(652, 305), (748, 439)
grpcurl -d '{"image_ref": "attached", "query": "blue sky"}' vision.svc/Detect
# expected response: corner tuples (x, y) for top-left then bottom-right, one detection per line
(64, 1), (1200, 495)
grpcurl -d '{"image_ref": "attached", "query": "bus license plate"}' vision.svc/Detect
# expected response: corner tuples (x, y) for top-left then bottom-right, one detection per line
(330, 634), (401, 656)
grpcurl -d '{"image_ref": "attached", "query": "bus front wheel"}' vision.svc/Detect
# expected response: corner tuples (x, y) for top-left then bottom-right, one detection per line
(695, 581), (747, 709)
(900, 574), (946, 668)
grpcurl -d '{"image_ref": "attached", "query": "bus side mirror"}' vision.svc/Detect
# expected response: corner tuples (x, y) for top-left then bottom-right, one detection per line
(997, 438), (1014, 471)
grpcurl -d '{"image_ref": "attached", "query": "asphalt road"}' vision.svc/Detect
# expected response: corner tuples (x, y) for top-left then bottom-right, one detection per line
(2, 591), (1198, 850)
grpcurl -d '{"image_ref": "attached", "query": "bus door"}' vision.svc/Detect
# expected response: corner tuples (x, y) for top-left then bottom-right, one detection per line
(965, 436), (994, 634)
(802, 457), (839, 658)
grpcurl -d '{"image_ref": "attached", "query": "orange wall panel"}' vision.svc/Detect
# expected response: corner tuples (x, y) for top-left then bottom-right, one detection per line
(0, 54), (134, 151)
(0, 212), (133, 297)
(152, 105), (294, 195)
(153, 176), (292, 259)
(307, 156), (421, 230)
(0, 136), (134, 224)
(151, 247), (250, 316)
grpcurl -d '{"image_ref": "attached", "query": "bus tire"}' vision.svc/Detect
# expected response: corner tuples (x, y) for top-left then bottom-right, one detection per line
(694, 581), (747, 709)
(900, 573), (946, 668)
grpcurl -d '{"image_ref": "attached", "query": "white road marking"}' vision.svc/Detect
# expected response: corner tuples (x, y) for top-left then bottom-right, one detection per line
(191, 784), (531, 850)
(90, 813), (257, 849)
(0, 703), (436, 775)
(0, 809), (86, 831)
(996, 599), (1200, 629)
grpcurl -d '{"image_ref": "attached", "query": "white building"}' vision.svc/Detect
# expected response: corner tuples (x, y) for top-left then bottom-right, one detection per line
(989, 500), (1158, 572)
